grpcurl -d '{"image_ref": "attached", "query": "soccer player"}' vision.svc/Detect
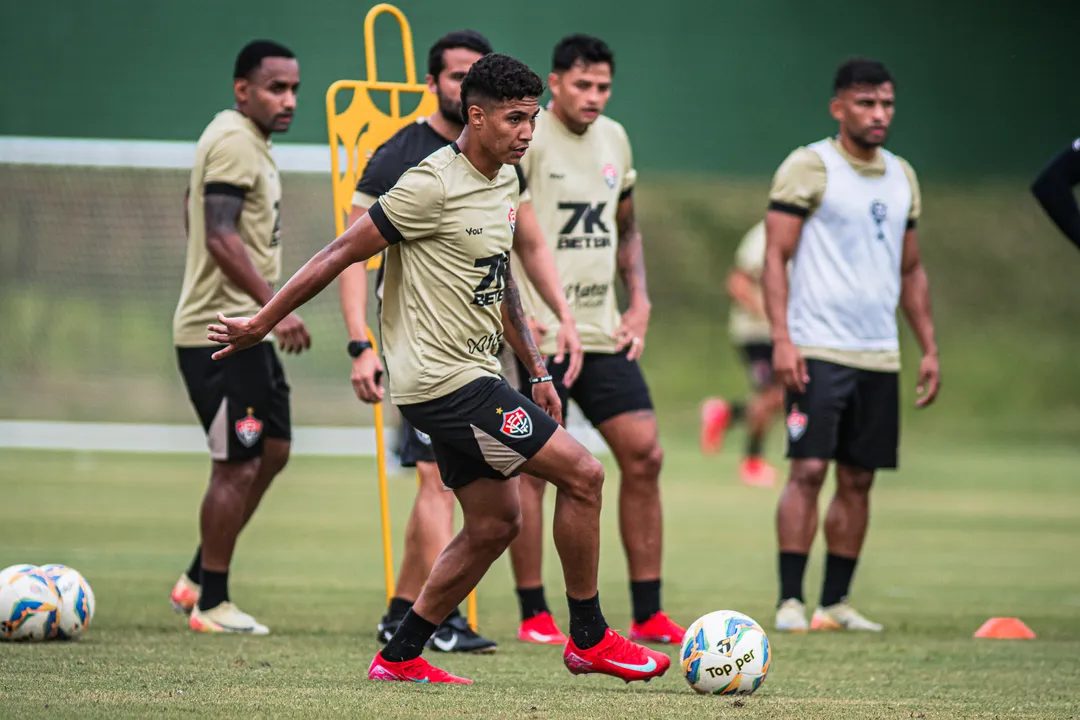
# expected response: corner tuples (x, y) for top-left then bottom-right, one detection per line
(208, 53), (670, 685)
(339, 30), (580, 654)
(1031, 137), (1080, 253)
(700, 220), (784, 488)
(763, 58), (940, 633)
(505, 34), (684, 646)
(170, 40), (308, 633)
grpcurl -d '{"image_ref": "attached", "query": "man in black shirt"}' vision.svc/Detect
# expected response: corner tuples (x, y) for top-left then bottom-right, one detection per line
(338, 30), (580, 653)
(1032, 137), (1080, 253)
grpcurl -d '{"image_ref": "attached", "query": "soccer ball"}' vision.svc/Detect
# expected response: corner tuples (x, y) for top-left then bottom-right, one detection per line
(680, 610), (772, 695)
(0, 564), (36, 586)
(38, 564), (96, 640)
(0, 570), (61, 641)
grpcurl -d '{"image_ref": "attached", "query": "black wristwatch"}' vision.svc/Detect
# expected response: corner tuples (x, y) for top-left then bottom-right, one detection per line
(347, 339), (374, 358)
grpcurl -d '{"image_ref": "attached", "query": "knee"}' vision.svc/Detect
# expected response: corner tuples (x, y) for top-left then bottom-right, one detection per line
(262, 440), (291, 477)
(623, 441), (664, 483)
(837, 469), (874, 497)
(788, 460), (828, 494)
(214, 459), (260, 493)
(469, 507), (522, 549)
(569, 455), (605, 505)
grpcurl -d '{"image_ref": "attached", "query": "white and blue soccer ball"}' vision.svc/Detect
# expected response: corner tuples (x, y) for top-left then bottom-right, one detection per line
(680, 610), (772, 695)
(0, 564), (36, 587)
(0, 569), (61, 641)
(38, 564), (96, 640)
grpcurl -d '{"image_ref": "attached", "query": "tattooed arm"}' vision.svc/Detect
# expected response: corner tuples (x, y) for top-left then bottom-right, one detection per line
(203, 189), (274, 306)
(613, 193), (651, 359)
(501, 258), (562, 422)
(203, 187), (310, 354)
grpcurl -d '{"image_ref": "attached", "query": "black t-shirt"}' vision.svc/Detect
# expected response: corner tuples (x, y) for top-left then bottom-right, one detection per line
(355, 118), (528, 293)
(1032, 137), (1080, 253)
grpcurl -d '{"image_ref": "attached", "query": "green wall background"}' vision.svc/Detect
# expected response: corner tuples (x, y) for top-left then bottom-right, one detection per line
(3, 0), (1078, 178)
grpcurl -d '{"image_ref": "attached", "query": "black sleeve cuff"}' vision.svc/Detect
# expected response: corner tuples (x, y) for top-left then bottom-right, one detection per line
(906, 219), (917, 231)
(515, 165), (528, 194)
(204, 182), (246, 198)
(369, 200), (406, 245)
(619, 187), (633, 202)
(767, 200), (809, 218)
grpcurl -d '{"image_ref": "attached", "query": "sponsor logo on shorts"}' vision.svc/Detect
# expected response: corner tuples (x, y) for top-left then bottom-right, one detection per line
(414, 429), (432, 446)
(499, 406), (532, 438)
(235, 408), (263, 448)
(787, 404), (807, 442)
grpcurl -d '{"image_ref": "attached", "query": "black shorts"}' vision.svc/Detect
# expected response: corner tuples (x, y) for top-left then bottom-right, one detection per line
(397, 415), (436, 467)
(785, 359), (899, 470)
(739, 342), (776, 391)
(397, 376), (559, 490)
(177, 343), (291, 463)
(517, 349), (654, 427)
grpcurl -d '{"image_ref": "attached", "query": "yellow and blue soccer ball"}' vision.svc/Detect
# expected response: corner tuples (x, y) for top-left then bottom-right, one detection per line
(38, 564), (96, 640)
(680, 610), (771, 695)
(0, 568), (61, 641)
(0, 564), (36, 586)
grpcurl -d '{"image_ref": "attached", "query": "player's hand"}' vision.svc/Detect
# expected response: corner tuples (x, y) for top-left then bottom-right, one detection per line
(915, 352), (941, 408)
(532, 381), (563, 426)
(613, 304), (650, 361)
(274, 312), (311, 355)
(773, 339), (808, 394)
(553, 316), (584, 387)
(351, 349), (385, 404)
(208, 313), (268, 360)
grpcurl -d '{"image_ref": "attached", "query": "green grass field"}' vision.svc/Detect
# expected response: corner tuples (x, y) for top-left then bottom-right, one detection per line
(1, 435), (1078, 718)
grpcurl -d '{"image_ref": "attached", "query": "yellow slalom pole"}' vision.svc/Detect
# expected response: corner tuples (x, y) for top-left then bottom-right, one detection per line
(370, 329), (395, 603)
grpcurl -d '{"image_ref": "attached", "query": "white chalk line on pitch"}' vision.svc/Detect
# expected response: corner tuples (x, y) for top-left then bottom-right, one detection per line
(0, 420), (609, 457)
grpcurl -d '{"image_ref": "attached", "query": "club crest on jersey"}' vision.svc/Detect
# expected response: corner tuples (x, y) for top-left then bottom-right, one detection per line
(499, 406), (532, 438)
(870, 200), (888, 241)
(787, 405), (807, 442)
(508, 199), (517, 234)
(602, 163), (618, 190)
(235, 408), (263, 448)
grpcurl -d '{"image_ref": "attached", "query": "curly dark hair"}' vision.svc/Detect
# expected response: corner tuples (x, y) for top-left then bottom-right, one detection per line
(459, 53), (544, 124)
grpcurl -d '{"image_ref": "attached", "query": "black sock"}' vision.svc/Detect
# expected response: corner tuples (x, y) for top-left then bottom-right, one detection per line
(382, 609), (438, 662)
(516, 585), (550, 621)
(185, 547), (202, 585)
(820, 553), (858, 608)
(443, 606), (463, 625)
(746, 433), (765, 458)
(778, 552), (808, 605)
(630, 579), (661, 624)
(730, 402), (747, 422)
(386, 596), (413, 621)
(567, 593), (608, 650)
(197, 569), (229, 611)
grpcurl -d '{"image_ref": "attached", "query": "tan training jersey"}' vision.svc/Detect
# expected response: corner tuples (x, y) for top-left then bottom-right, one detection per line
(174, 110), (282, 347)
(516, 109), (637, 354)
(728, 220), (772, 345)
(369, 143), (522, 404)
(768, 138), (921, 372)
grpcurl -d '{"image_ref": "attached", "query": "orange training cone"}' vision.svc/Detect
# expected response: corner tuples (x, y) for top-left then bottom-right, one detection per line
(973, 617), (1035, 639)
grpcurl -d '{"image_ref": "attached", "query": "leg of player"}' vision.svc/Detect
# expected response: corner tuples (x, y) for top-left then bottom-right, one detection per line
(508, 472), (568, 645)
(810, 464), (883, 632)
(741, 383), (784, 487)
(774, 458), (829, 633)
(522, 427), (671, 682)
(595, 410), (684, 644)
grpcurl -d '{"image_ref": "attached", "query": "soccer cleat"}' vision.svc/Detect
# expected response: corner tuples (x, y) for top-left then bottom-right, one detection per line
(564, 628), (671, 683)
(630, 611), (686, 644)
(189, 602), (269, 634)
(367, 652), (472, 684)
(811, 603), (884, 632)
(518, 612), (569, 645)
(700, 398), (733, 454)
(376, 612), (403, 644)
(427, 613), (498, 654)
(169, 573), (199, 615)
(740, 457), (776, 488)
(775, 598), (809, 633)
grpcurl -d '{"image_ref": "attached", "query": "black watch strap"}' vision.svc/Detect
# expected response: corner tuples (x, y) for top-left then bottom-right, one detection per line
(347, 339), (373, 358)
